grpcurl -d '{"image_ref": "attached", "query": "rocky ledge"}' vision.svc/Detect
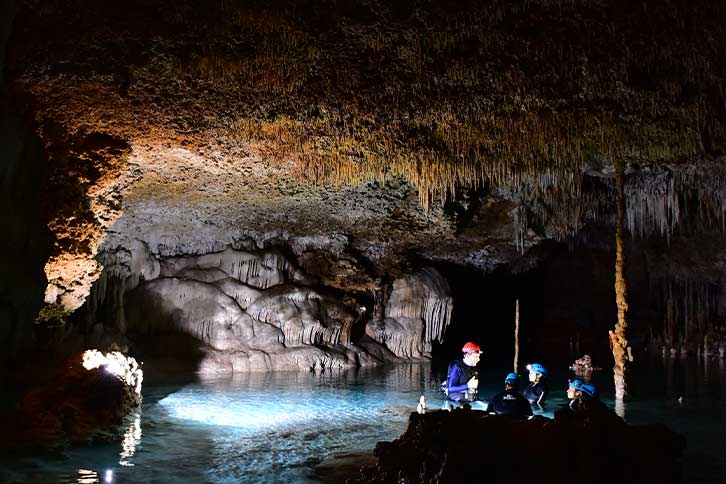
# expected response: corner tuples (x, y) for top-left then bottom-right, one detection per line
(2, 348), (143, 450)
(349, 406), (685, 484)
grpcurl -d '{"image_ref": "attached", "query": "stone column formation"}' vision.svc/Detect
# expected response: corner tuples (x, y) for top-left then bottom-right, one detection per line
(612, 159), (632, 399)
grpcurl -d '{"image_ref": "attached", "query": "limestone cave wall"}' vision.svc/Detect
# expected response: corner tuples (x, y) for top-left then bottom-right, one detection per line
(69, 233), (455, 373)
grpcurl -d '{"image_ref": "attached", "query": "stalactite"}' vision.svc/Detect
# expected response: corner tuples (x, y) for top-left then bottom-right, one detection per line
(513, 299), (520, 373)
(623, 162), (726, 241)
(625, 167), (679, 240)
(501, 159), (726, 252)
(654, 276), (722, 352)
(245, 286), (352, 347)
(611, 158), (631, 399)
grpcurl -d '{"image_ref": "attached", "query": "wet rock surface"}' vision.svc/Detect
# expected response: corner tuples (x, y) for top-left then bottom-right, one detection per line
(349, 407), (685, 484)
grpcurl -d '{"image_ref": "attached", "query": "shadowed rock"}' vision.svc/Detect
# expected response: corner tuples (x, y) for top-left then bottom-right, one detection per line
(3, 350), (142, 450)
(349, 406), (685, 484)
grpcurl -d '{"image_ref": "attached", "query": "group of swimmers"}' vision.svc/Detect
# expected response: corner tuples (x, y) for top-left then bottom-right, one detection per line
(441, 341), (604, 419)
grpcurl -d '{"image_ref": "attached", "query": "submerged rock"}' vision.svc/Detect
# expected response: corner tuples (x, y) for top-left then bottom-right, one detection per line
(349, 406), (685, 484)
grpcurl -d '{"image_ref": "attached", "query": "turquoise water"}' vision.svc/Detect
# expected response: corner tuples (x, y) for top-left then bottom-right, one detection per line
(1, 357), (724, 483)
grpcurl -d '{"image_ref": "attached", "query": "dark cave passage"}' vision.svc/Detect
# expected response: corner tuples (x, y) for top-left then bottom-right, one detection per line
(432, 236), (658, 373)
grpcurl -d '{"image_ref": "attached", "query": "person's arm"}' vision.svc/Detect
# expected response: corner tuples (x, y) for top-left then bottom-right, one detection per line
(447, 365), (469, 394)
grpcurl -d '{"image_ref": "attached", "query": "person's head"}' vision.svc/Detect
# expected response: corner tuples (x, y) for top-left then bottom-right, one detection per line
(568, 379), (598, 400)
(504, 372), (518, 390)
(461, 342), (482, 366)
(527, 363), (547, 383)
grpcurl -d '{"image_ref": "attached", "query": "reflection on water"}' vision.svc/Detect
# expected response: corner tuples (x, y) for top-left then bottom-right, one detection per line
(119, 413), (142, 467)
(0, 359), (724, 483)
(76, 469), (98, 484)
(614, 396), (625, 419)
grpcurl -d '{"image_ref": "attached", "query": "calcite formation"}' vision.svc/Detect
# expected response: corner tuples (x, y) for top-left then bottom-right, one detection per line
(88, 240), (452, 371)
(367, 267), (453, 358)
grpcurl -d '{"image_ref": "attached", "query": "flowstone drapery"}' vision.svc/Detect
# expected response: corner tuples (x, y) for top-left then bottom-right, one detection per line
(367, 267), (453, 358)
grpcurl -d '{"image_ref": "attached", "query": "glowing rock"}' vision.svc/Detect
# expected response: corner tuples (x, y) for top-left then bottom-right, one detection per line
(4, 349), (143, 449)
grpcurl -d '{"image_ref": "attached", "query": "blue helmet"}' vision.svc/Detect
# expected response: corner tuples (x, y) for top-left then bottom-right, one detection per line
(528, 363), (548, 377)
(504, 373), (519, 384)
(580, 383), (598, 399)
(569, 379), (598, 398)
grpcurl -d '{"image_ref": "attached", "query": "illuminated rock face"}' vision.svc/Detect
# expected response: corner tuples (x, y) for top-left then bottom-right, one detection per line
(79, 236), (456, 372)
(99, 245), (396, 372)
(367, 268), (453, 358)
(5, 350), (142, 450)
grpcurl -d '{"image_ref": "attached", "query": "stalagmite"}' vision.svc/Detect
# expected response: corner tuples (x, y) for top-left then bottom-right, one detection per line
(611, 159), (632, 399)
(513, 299), (520, 373)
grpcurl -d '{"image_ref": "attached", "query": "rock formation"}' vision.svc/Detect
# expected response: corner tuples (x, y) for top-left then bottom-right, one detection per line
(350, 407), (685, 484)
(570, 354), (601, 373)
(367, 267), (453, 358)
(73, 237), (456, 372)
(3, 349), (142, 450)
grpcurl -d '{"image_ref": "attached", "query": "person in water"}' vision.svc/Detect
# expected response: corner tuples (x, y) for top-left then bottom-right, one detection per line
(565, 379), (622, 425)
(442, 341), (482, 404)
(567, 379), (602, 413)
(486, 373), (533, 419)
(523, 363), (548, 406)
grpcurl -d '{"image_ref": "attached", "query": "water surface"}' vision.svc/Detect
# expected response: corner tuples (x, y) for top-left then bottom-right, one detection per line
(1, 357), (724, 483)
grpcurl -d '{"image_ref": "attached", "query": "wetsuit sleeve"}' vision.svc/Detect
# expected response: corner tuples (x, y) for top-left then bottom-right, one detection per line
(535, 385), (547, 405)
(447, 364), (469, 394)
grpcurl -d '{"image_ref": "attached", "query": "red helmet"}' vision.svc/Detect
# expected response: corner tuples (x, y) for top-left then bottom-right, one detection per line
(462, 342), (482, 354)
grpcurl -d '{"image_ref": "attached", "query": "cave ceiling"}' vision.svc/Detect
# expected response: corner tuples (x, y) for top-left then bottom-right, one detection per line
(5, 0), (726, 309)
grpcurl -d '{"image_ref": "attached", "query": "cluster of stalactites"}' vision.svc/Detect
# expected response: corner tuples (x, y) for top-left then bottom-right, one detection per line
(505, 160), (726, 252)
(656, 277), (724, 351)
(246, 286), (350, 347)
(502, 166), (609, 251)
(625, 162), (726, 241)
(160, 247), (296, 289)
